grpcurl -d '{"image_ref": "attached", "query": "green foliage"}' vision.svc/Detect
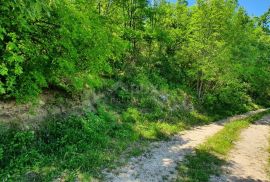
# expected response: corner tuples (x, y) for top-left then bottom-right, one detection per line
(0, 110), (138, 180)
(143, 0), (270, 113)
(122, 108), (141, 123)
(0, 101), (209, 180)
(0, 0), (126, 101)
(0, 147), (3, 161)
(1, 0), (269, 112)
(1, 0), (270, 179)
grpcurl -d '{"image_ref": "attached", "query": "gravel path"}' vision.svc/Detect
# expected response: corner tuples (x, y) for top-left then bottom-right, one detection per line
(211, 114), (270, 182)
(103, 109), (266, 182)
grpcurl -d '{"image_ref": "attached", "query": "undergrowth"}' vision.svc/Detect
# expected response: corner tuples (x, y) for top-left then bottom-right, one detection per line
(0, 99), (214, 181)
(0, 72), (264, 181)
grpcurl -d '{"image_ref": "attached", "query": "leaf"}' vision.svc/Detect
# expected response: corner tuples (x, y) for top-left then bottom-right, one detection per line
(0, 64), (8, 76)
(14, 65), (23, 75)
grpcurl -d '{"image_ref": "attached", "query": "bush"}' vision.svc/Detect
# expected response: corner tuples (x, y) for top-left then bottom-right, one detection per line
(0, 146), (3, 161)
(0, 0), (126, 101)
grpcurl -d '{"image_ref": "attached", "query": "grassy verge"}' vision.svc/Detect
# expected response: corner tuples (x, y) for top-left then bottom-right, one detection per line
(0, 103), (215, 181)
(177, 110), (270, 182)
(0, 92), (263, 182)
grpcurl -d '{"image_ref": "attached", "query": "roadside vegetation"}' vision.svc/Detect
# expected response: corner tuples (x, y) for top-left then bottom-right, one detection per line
(177, 110), (270, 182)
(0, 0), (270, 181)
(0, 104), (215, 181)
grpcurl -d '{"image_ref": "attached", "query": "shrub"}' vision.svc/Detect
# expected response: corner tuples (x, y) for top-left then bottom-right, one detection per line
(0, 0), (126, 101)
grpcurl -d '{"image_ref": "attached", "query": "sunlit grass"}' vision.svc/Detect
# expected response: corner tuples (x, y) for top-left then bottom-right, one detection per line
(200, 120), (250, 155)
(134, 121), (186, 140)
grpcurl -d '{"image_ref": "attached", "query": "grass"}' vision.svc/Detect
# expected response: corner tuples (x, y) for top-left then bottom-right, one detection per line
(0, 96), (264, 181)
(177, 110), (270, 182)
(200, 119), (250, 155)
(0, 102), (216, 181)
